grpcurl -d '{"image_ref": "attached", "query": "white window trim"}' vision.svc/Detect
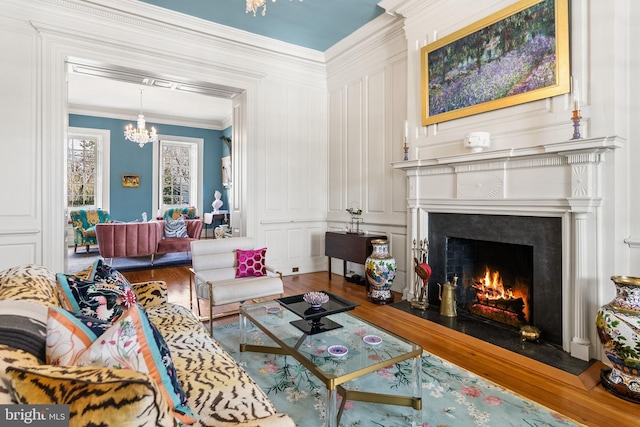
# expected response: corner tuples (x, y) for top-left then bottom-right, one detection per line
(152, 135), (204, 218)
(67, 127), (110, 213)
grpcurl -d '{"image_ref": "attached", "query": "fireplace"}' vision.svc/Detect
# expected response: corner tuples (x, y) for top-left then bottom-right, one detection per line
(395, 136), (621, 361)
(427, 213), (562, 346)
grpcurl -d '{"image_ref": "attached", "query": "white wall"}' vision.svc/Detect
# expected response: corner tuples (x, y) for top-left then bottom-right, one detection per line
(325, 15), (410, 291)
(0, 0), (328, 274)
(626, 0), (640, 273)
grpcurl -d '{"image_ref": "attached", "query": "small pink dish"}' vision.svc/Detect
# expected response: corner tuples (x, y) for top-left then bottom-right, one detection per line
(363, 335), (382, 346)
(266, 306), (281, 314)
(327, 345), (348, 357)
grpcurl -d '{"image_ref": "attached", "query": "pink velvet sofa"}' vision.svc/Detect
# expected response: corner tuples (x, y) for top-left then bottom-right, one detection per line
(95, 220), (203, 263)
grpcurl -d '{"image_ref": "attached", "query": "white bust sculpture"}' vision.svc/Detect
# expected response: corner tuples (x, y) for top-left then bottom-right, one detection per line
(212, 190), (223, 212)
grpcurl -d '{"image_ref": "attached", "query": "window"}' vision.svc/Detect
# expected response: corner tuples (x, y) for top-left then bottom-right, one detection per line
(66, 128), (110, 210)
(162, 143), (193, 205)
(153, 136), (203, 215)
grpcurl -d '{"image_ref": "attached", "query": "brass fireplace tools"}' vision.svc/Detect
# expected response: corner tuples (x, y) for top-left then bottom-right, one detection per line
(410, 238), (431, 310)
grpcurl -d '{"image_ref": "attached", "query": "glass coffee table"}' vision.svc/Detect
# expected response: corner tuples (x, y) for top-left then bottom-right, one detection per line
(239, 296), (423, 427)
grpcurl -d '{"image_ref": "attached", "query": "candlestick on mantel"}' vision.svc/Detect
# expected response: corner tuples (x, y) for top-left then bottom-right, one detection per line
(403, 120), (409, 160)
(570, 108), (582, 140)
(570, 76), (582, 140)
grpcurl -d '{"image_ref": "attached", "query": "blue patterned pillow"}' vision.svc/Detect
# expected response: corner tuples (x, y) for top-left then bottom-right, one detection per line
(89, 258), (132, 289)
(164, 216), (188, 238)
(56, 274), (137, 323)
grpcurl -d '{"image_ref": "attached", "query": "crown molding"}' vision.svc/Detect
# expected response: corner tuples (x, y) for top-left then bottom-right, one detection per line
(30, 0), (327, 84)
(325, 16), (406, 78)
(325, 12), (401, 61)
(81, 0), (325, 64)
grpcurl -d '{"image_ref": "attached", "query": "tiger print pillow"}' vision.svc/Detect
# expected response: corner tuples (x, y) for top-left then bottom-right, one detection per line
(8, 365), (175, 426)
(0, 264), (61, 307)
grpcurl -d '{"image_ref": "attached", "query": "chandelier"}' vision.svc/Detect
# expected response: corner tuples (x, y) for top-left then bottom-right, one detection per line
(246, 0), (302, 17)
(124, 89), (158, 148)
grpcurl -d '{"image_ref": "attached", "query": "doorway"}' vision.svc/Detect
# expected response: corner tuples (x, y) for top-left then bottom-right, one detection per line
(65, 59), (247, 265)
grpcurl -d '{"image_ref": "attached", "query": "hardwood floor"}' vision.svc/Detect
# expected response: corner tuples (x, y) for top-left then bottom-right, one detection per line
(122, 268), (637, 427)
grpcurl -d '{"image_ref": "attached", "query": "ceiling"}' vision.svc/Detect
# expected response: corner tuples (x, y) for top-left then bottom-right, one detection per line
(68, 0), (385, 129)
(141, 0), (385, 52)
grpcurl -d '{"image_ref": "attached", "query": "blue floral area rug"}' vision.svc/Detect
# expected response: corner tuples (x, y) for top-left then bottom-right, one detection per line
(214, 322), (582, 427)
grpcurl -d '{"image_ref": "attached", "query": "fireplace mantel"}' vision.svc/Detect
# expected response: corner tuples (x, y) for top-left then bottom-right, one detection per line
(393, 136), (623, 361)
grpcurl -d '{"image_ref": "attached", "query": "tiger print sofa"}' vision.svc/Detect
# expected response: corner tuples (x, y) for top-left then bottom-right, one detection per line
(0, 264), (295, 427)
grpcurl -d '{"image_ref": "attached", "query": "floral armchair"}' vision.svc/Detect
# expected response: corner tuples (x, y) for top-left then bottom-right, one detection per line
(69, 209), (111, 253)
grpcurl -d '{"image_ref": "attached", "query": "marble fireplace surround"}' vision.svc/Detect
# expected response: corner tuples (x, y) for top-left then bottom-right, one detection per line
(393, 136), (622, 361)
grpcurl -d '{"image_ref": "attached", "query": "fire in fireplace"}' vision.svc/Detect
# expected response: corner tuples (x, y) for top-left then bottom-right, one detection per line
(469, 266), (530, 328)
(448, 237), (533, 329)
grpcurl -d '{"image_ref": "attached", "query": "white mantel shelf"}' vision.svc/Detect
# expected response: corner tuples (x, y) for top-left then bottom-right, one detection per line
(392, 136), (623, 170)
(393, 135), (624, 361)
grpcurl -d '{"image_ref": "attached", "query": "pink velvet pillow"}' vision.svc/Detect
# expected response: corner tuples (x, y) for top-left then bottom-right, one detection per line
(235, 248), (267, 278)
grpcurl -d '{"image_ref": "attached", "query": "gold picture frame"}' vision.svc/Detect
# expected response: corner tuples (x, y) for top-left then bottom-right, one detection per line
(421, 0), (570, 126)
(122, 174), (140, 187)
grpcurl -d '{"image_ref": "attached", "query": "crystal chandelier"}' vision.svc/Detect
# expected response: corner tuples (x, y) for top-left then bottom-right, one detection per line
(124, 89), (158, 148)
(246, 0), (302, 17)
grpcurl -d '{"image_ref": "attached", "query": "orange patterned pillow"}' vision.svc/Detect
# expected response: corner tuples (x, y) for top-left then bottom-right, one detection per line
(45, 305), (196, 424)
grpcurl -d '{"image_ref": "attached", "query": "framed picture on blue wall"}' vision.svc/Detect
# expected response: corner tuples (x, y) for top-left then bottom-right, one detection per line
(122, 174), (140, 188)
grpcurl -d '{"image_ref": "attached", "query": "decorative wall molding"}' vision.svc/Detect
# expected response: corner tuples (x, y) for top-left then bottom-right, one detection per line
(456, 172), (504, 199)
(624, 237), (640, 248)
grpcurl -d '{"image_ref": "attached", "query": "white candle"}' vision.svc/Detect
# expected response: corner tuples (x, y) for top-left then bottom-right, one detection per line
(572, 77), (580, 110)
(404, 120), (408, 138)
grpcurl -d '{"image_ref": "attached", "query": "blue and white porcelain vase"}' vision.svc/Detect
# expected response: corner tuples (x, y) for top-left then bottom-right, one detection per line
(595, 275), (640, 403)
(365, 239), (395, 305)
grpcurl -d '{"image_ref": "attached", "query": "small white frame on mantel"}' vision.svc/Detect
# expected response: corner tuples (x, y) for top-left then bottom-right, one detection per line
(393, 136), (624, 361)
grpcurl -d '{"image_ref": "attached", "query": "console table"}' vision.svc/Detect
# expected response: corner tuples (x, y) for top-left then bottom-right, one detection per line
(203, 212), (228, 239)
(325, 232), (386, 280)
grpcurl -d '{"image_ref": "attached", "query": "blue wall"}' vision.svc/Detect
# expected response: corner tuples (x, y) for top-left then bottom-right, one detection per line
(69, 114), (230, 221)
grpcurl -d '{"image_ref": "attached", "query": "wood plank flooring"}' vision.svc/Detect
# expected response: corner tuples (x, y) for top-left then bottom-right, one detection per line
(122, 267), (638, 427)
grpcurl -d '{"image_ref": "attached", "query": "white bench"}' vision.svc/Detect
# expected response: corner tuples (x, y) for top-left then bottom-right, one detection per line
(190, 237), (284, 334)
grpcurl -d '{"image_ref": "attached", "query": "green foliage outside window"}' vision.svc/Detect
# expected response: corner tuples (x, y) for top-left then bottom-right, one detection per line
(162, 144), (191, 205)
(67, 138), (96, 207)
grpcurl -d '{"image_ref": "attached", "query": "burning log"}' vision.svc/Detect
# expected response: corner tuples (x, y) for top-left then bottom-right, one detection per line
(468, 304), (525, 328)
(475, 294), (525, 314)
(469, 266), (529, 326)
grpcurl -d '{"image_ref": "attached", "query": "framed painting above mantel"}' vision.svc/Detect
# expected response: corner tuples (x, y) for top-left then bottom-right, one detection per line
(421, 0), (570, 126)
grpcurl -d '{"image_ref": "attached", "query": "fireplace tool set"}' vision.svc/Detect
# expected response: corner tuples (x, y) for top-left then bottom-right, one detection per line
(411, 238), (431, 310)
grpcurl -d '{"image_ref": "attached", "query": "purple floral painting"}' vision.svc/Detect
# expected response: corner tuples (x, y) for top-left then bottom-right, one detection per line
(423, 0), (569, 125)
